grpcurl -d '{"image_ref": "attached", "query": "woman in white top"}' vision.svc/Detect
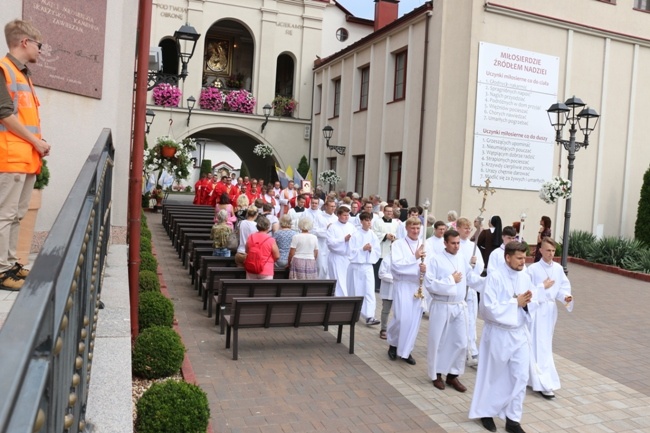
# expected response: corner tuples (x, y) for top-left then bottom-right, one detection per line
(288, 217), (319, 279)
(235, 206), (259, 266)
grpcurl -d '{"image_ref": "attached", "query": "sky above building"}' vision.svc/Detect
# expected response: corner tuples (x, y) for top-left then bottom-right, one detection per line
(337, 0), (428, 20)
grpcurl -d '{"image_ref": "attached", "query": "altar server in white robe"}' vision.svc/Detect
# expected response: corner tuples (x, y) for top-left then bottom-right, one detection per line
(486, 226), (518, 274)
(425, 229), (484, 393)
(457, 217), (485, 365)
(469, 241), (538, 433)
(347, 211), (381, 325)
(310, 199), (337, 279)
(526, 237), (573, 400)
(387, 217), (429, 366)
(326, 206), (356, 296)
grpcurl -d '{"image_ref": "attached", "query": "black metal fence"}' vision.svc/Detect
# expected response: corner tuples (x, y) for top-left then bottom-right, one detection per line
(0, 129), (114, 432)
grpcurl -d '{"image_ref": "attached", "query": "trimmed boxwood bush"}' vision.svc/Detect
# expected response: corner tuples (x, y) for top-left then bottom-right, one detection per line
(132, 326), (185, 379)
(140, 252), (158, 273)
(141, 225), (152, 239)
(136, 379), (209, 433)
(140, 237), (152, 253)
(141, 213), (148, 228)
(139, 270), (160, 292)
(139, 291), (174, 330)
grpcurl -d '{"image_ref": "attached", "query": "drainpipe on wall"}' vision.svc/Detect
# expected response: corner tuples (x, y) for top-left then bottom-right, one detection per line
(128, 0), (153, 343)
(415, 10), (432, 204)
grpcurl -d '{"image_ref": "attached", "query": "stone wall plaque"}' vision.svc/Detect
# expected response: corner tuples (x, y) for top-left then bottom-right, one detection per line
(23, 0), (107, 99)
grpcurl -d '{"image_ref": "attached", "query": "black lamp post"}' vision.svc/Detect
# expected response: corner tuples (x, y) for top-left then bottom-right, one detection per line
(261, 104), (272, 132)
(186, 95), (196, 126)
(547, 96), (600, 274)
(322, 125), (345, 155)
(145, 109), (156, 134)
(147, 24), (201, 90)
(174, 24), (201, 81)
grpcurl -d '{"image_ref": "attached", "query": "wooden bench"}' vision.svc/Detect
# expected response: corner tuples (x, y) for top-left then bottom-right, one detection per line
(215, 279), (337, 334)
(195, 255), (237, 291)
(162, 203), (212, 224)
(190, 247), (215, 283)
(202, 267), (247, 316)
(166, 212), (212, 237)
(172, 222), (213, 249)
(224, 296), (363, 360)
(181, 236), (212, 266)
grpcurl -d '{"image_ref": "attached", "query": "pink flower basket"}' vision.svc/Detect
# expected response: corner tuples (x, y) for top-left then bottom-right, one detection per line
(152, 83), (182, 107)
(224, 89), (256, 114)
(199, 87), (224, 111)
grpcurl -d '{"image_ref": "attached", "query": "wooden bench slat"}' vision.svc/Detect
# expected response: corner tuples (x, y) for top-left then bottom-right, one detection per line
(224, 297), (363, 360)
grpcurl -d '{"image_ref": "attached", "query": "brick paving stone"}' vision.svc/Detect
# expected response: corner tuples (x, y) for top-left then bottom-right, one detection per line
(149, 209), (650, 433)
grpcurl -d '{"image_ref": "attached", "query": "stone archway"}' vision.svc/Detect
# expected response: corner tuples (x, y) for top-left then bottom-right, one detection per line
(188, 127), (279, 185)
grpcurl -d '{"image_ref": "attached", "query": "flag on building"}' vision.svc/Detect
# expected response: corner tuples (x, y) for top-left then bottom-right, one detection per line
(275, 165), (290, 188)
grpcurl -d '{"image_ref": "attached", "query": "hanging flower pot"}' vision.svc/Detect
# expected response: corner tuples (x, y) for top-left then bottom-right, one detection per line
(161, 146), (176, 158)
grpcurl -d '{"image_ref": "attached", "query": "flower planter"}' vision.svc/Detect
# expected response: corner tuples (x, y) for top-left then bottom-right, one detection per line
(161, 146), (176, 158)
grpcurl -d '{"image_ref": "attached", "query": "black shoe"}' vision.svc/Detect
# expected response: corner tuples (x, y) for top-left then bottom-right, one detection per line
(480, 417), (496, 432)
(402, 355), (416, 365)
(538, 390), (555, 400)
(505, 417), (526, 433)
(388, 346), (397, 361)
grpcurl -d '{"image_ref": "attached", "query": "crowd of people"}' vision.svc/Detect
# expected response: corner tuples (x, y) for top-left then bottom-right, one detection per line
(204, 177), (572, 433)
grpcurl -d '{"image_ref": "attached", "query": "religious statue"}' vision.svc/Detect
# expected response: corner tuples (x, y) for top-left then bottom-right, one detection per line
(206, 40), (229, 73)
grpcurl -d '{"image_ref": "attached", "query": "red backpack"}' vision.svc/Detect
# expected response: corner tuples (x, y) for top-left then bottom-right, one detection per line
(244, 234), (273, 274)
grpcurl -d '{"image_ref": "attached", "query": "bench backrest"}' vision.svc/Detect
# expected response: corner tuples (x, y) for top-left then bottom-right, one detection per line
(200, 256), (237, 275)
(231, 296), (363, 328)
(220, 279), (336, 305)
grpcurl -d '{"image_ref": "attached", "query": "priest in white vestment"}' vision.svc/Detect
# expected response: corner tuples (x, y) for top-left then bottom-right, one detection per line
(326, 206), (356, 296)
(469, 241), (538, 433)
(526, 237), (573, 399)
(387, 217), (429, 365)
(425, 230), (484, 393)
(347, 212), (381, 325)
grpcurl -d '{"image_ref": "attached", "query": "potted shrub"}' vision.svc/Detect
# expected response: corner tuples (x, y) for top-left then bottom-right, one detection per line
(143, 136), (197, 193)
(17, 159), (50, 263)
(272, 95), (297, 117)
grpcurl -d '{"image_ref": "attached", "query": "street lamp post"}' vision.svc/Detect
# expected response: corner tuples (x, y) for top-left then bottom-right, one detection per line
(546, 96), (600, 274)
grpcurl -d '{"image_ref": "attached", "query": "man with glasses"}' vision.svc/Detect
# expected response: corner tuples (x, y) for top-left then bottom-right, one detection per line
(0, 20), (51, 291)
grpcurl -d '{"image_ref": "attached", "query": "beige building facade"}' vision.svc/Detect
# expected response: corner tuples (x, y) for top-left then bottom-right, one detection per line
(147, 0), (373, 184)
(312, 0), (650, 241)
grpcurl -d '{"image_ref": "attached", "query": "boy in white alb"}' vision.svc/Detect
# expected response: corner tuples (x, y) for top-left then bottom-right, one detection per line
(347, 211), (381, 325)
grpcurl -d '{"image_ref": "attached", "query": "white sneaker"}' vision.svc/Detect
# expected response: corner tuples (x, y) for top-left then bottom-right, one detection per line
(466, 355), (478, 367)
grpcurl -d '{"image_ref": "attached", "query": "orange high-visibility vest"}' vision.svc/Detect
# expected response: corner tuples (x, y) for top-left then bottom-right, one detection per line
(0, 56), (42, 174)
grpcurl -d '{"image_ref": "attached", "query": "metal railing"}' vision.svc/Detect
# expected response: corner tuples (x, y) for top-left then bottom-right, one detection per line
(0, 129), (114, 433)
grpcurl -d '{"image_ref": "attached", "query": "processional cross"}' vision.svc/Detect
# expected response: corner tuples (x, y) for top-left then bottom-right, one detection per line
(472, 178), (496, 257)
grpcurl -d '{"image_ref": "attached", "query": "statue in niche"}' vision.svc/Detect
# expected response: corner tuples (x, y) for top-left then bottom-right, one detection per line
(206, 40), (230, 74)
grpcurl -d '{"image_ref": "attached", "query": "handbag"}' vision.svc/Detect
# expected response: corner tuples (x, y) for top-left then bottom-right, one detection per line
(227, 230), (239, 251)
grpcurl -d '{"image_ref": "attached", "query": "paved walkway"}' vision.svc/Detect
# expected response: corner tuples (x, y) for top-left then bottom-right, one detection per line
(147, 212), (650, 433)
(148, 212), (650, 433)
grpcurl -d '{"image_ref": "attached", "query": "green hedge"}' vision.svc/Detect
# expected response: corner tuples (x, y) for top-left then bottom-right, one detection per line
(136, 379), (209, 433)
(132, 326), (185, 379)
(138, 270), (160, 292)
(139, 291), (174, 330)
(140, 252), (158, 273)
